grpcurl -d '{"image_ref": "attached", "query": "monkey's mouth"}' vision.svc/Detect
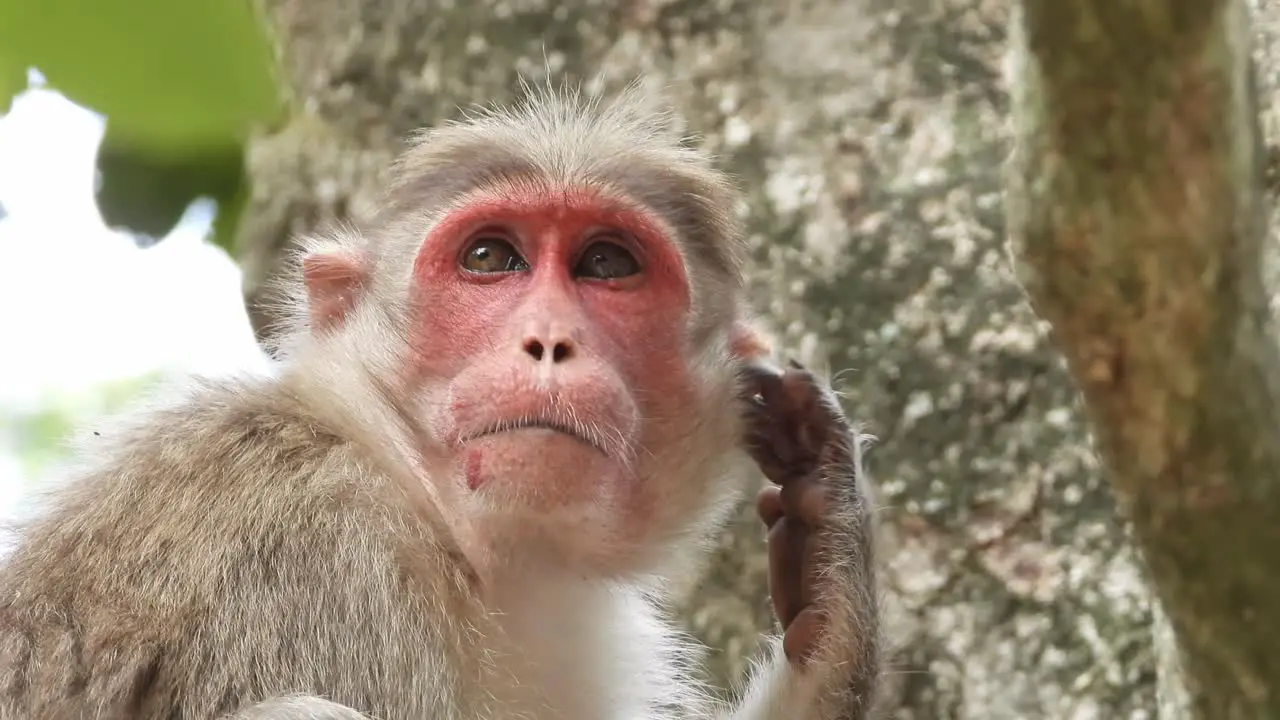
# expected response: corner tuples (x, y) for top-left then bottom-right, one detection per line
(466, 419), (608, 456)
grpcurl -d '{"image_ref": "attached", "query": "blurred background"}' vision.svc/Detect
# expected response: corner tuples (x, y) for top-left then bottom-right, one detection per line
(0, 74), (270, 525)
(6, 1), (1274, 717)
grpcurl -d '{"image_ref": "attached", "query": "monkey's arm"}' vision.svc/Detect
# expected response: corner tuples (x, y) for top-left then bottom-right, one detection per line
(725, 363), (882, 720)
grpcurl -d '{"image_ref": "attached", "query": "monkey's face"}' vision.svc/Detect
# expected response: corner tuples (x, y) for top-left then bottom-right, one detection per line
(406, 183), (745, 568)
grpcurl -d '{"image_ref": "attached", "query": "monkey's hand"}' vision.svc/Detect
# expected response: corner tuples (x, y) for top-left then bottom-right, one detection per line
(731, 361), (881, 720)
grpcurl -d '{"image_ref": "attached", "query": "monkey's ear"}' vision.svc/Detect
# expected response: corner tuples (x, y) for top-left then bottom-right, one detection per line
(728, 319), (771, 362)
(302, 251), (368, 334)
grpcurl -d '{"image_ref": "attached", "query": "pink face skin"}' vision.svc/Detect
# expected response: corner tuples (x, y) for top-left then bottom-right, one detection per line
(407, 184), (702, 518)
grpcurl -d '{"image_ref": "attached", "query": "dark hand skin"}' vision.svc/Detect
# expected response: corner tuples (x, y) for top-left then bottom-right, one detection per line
(739, 359), (858, 666)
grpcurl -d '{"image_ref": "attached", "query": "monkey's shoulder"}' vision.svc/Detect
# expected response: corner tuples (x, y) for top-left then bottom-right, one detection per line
(0, 375), (383, 608)
(58, 374), (356, 499)
(0, 376), (455, 717)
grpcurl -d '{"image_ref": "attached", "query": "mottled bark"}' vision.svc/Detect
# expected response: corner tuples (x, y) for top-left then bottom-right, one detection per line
(235, 0), (1188, 716)
(1006, 1), (1280, 717)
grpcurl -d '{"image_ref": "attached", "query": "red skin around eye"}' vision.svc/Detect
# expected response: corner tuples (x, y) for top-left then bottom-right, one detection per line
(409, 186), (694, 389)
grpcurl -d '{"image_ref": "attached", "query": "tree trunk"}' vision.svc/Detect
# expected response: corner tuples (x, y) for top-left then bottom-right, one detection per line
(1006, 1), (1280, 717)
(233, 0), (1280, 715)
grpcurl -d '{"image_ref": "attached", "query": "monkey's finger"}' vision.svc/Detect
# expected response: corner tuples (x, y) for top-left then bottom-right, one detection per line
(738, 362), (788, 409)
(744, 438), (801, 483)
(780, 366), (851, 433)
(748, 454), (807, 488)
(757, 485), (784, 528)
(739, 358), (786, 384)
(781, 378), (842, 451)
(743, 421), (805, 482)
(782, 605), (826, 666)
(741, 400), (786, 441)
(777, 381), (834, 457)
(768, 517), (807, 628)
(779, 475), (828, 528)
(796, 508), (824, 612)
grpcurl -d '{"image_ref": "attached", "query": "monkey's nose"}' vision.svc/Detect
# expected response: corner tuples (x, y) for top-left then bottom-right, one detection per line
(522, 335), (575, 364)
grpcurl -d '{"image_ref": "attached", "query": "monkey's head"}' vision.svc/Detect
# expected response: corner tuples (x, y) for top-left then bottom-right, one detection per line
(282, 87), (767, 578)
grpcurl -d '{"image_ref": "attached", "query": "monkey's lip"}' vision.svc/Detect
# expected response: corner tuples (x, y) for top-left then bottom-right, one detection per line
(462, 419), (608, 456)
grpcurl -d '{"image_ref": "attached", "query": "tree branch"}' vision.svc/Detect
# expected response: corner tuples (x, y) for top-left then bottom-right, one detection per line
(1005, 1), (1280, 716)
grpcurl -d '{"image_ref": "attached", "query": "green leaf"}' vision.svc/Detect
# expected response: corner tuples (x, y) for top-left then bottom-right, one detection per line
(0, 0), (280, 243)
(0, 0), (281, 152)
(0, 62), (22, 114)
(94, 125), (245, 243)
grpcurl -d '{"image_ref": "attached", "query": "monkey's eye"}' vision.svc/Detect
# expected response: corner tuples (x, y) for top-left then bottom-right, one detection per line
(461, 236), (530, 274)
(574, 238), (641, 281)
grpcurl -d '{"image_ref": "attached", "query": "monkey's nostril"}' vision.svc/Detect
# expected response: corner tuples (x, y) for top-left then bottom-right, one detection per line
(523, 339), (545, 362)
(523, 338), (574, 363)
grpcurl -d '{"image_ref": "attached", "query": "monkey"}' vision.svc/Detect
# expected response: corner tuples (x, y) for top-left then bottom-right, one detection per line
(0, 85), (882, 719)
